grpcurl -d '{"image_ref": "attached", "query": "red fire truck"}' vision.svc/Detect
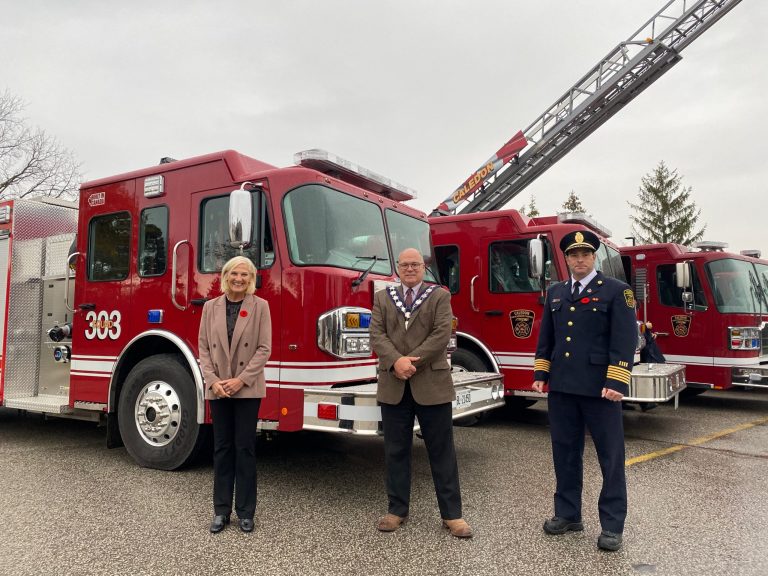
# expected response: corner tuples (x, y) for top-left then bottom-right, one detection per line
(621, 241), (768, 392)
(430, 210), (686, 408)
(0, 150), (503, 470)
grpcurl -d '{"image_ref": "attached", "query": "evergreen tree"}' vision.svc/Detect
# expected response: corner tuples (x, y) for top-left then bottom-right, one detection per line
(519, 195), (540, 217)
(628, 161), (706, 245)
(561, 190), (586, 213)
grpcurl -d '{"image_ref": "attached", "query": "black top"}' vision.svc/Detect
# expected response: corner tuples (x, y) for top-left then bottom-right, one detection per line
(225, 298), (244, 346)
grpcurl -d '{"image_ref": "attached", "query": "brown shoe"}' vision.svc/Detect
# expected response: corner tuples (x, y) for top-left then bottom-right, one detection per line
(376, 513), (407, 532)
(442, 518), (473, 538)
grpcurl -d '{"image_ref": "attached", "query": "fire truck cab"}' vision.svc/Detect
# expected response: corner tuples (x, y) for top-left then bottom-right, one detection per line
(430, 210), (686, 408)
(621, 241), (768, 392)
(0, 150), (504, 470)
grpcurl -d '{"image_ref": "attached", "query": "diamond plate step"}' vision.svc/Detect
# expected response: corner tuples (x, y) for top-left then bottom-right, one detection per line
(4, 394), (73, 414)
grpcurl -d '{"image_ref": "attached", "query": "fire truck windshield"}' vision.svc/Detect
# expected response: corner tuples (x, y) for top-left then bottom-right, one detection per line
(385, 209), (438, 283)
(283, 184), (392, 275)
(705, 258), (766, 314)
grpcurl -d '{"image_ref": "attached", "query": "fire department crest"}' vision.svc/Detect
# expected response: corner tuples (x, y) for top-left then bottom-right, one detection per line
(672, 314), (691, 337)
(509, 309), (535, 339)
(623, 289), (635, 308)
(575, 231), (584, 244)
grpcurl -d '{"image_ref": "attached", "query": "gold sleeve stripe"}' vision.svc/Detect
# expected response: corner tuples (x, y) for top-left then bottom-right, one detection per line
(534, 359), (551, 372)
(606, 366), (632, 385)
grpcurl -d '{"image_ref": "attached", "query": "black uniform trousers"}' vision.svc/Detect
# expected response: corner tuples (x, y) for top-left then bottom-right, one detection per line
(380, 382), (462, 520)
(548, 391), (627, 534)
(210, 397), (262, 520)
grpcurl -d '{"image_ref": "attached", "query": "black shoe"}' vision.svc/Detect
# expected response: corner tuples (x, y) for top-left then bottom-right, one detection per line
(210, 514), (230, 534)
(597, 530), (622, 551)
(239, 518), (254, 533)
(543, 516), (584, 535)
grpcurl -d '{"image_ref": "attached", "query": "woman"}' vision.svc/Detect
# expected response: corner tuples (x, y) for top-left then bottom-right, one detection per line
(198, 256), (271, 533)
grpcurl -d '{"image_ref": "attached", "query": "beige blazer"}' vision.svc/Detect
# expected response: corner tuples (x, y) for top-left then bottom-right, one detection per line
(198, 293), (272, 400)
(370, 285), (454, 406)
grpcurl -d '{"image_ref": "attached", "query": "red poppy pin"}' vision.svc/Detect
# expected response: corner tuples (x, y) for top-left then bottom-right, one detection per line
(239, 310), (248, 317)
(580, 297), (590, 304)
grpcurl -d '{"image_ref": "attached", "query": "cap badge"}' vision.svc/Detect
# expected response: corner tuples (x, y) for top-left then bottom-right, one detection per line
(575, 231), (584, 244)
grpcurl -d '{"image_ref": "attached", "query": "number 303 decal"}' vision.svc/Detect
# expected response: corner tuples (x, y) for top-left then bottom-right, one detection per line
(84, 310), (122, 340)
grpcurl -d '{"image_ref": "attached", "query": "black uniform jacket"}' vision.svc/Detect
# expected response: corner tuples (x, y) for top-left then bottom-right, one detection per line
(533, 272), (637, 397)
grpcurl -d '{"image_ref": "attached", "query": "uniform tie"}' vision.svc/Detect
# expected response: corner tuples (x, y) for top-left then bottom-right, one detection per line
(572, 281), (581, 297)
(405, 288), (414, 308)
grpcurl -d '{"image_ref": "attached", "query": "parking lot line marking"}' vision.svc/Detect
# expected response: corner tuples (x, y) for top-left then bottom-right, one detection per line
(625, 415), (768, 467)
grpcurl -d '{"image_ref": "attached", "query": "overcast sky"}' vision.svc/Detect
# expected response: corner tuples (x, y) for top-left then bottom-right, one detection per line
(3, 0), (765, 254)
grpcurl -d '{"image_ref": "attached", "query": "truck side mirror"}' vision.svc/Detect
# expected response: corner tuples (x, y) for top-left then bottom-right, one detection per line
(528, 238), (544, 279)
(229, 183), (254, 250)
(675, 261), (691, 289)
(681, 292), (693, 304)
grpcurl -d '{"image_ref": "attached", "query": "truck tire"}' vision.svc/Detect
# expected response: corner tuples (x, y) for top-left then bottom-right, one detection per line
(118, 354), (206, 470)
(451, 348), (490, 373)
(504, 396), (537, 410)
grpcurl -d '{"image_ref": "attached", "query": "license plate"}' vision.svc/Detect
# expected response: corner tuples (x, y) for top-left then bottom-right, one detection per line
(455, 390), (471, 409)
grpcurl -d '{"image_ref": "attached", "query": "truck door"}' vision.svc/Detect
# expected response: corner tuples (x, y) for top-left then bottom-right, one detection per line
(479, 237), (551, 390)
(649, 262), (712, 385)
(70, 184), (135, 404)
(188, 187), (281, 421)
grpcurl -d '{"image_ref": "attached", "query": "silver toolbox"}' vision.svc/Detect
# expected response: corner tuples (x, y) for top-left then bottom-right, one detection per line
(626, 363), (686, 402)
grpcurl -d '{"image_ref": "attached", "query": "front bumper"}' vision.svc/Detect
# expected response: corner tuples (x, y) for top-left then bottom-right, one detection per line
(624, 363), (687, 403)
(301, 371), (505, 434)
(731, 365), (768, 389)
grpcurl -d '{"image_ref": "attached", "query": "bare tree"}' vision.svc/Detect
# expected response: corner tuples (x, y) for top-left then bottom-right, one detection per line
(0, 90), (81, 200)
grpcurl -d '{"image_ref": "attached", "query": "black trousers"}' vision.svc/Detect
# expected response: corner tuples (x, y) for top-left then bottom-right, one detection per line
(210, 398), (261, 519)
(380, 382), (462, 520)
(548, 391), (627, 533)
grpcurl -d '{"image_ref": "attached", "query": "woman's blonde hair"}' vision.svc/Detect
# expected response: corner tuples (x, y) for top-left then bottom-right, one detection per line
(220, 256), (257, 296)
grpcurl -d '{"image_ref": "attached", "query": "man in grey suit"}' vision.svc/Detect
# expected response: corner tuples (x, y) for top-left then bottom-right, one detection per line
(370, 248), (472, 538)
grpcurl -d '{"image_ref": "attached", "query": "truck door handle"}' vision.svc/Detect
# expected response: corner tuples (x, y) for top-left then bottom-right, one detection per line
(171, 239), (191, 311)
(484, 310), (503, 316)
(655, 331), (669, 337)
(470, 275), (479, 312)
(78, 303), (96, 310)
(65, 252), (80, 312)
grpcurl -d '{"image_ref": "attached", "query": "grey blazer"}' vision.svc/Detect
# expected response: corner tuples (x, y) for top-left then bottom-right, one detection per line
(198, 293), (272, 400)
(370, 285), (454, 406)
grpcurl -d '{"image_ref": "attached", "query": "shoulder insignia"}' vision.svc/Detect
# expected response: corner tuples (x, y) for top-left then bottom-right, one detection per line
(623, 289), (635, 308)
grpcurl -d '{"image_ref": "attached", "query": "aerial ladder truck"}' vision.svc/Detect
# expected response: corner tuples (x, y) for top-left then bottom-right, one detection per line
(430, 0), (742, 408)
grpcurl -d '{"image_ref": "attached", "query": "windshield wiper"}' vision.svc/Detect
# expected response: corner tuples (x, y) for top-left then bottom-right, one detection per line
(352, 255), (388, 287)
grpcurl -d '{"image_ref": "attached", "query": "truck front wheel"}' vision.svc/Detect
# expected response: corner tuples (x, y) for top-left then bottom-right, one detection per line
(118, 354), (206, 470)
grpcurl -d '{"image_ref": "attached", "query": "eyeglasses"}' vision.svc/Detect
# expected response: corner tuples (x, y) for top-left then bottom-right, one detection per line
(397, 262), (424, 270)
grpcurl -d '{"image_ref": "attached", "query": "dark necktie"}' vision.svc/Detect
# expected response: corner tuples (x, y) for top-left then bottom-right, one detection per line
(572, 281), (581, 297)
(405, 288), (414, 308)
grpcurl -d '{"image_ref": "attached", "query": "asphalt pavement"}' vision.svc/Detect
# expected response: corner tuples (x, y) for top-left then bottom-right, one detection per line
(1, 388), (766, 576)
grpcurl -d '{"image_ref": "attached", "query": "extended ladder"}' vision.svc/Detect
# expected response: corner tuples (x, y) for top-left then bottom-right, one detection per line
(437, 0), (743, 215)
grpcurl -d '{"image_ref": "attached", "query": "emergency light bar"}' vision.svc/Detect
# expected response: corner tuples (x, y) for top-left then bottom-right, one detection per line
(557, 212), (612, 239)
(695, 241), (728, 252)
(740, 249), (761, 258)
(295, 149), (416, 202)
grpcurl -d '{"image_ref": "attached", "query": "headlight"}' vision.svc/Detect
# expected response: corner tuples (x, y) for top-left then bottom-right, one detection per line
(729, 327), (761, 350)
(318, 307), (373, 358)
